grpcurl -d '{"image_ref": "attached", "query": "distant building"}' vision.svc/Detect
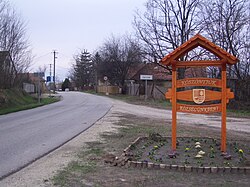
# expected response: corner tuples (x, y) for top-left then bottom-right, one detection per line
(125, 63), (171, 99)
(127, 63), (172, 86)
(126, 63), (207, 99)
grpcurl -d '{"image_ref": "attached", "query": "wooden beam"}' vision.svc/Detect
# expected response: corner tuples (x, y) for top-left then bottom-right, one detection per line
(165, 88), (234, 104)
(172, 66), (177, 151)
(175, 60), (225, 67)
(221, 64), (227, 152)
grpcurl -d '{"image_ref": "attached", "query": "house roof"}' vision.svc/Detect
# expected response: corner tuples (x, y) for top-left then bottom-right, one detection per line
(185, 67), (207, 78)
(127, 63), (172, 81)
(127, 63), (145, 80)
(160, 34), (239, 66)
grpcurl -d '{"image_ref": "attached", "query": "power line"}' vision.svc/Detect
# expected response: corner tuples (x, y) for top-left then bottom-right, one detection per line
(33, 52), (51, 61)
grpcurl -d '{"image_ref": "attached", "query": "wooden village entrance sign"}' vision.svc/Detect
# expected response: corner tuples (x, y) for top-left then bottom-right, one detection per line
(160, 34), (238, 153)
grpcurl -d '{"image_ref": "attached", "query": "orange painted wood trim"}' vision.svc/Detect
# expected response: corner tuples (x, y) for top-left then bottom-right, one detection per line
(221, 65), (227, 152)
(175, 60), (224, 67)
(227, 88), (234, 103)
(177, 103), (221, 114)
(198, 40), (237, 65)
(172, 68), (177, 151)
(165, 88), (172, 102)
(160, 34), (238, 66)
(177, 78), (222, 88)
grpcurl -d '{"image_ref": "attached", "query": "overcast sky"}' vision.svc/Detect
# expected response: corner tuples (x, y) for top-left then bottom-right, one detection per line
(9, 0), (146, 81)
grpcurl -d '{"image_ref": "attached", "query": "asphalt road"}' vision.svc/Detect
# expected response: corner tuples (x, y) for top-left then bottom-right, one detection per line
(0, 92), (112, 179)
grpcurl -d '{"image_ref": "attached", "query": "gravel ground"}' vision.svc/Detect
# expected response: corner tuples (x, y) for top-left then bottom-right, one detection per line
(1, 98), (249, 187)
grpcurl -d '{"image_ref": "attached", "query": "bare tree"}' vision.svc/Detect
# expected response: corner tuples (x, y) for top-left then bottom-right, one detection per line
(0, 51), (14, 88)
(201, 0), (250, 102)
(134, 0), (202, 77)
(201, 0), (250, 80)
(0, 0), (32, 88)
(97, 35), (143, 92)
(133, 0), (249, 104)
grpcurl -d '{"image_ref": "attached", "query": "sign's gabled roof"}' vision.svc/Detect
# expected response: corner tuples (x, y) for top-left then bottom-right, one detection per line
(160, 34), (239, 66)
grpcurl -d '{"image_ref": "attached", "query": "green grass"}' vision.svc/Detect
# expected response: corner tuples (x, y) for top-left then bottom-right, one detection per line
(52, 148), (99, 187)
(52, 142), (104, 186)
(119, 123), (166, 137)
(0, 89), (59, 115)
(227, 109), (250, 118)
(52, 161), (96, 186)
(85, 148), (104, 156)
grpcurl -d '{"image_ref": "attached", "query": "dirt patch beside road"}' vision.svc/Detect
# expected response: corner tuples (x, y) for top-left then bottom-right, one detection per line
(1, 98), (249, 186)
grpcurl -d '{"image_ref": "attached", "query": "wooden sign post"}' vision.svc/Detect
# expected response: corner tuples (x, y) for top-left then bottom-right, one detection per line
(161, 34), (238, 153)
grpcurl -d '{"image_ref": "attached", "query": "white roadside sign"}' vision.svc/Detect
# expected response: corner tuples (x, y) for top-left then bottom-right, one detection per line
(140, 74), (153, 80)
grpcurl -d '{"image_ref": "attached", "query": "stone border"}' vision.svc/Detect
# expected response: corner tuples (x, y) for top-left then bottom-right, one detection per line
(126, 161), (250, 174)
(112, 136), (250, 174)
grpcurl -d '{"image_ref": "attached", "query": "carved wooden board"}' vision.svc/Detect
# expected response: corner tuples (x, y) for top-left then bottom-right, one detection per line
(165, 88), (234, 103)
(177, 89), (221, 102)
(177, 78), (222, 88)
(177, 103), (221, 114)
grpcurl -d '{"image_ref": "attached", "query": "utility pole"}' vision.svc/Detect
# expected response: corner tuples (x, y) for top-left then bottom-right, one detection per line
(49, 64), (52, 96)
(53, 50), (58, 94)
(49, 64), (52, 81)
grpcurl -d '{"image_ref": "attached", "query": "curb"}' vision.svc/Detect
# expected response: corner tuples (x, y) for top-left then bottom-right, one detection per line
(125, 160), (250, 174)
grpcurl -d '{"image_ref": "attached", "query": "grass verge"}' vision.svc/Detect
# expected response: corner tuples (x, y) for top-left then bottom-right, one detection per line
(0, 89), (60, 115)
(227, 109), (250, 118)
